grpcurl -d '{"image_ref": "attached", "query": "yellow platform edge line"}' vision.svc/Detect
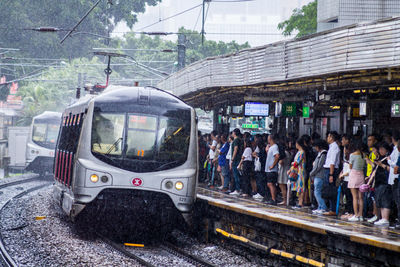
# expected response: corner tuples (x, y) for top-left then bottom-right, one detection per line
(349, 236), (400, 253)
(215, 228), (325, 267)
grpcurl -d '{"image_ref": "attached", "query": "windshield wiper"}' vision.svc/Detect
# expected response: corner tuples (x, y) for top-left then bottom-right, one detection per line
(105, 138), (122, 155)
(154, 160), (181, 171)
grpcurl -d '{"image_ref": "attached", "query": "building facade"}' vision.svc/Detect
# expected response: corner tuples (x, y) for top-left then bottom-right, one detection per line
(318, 0), (400, 32)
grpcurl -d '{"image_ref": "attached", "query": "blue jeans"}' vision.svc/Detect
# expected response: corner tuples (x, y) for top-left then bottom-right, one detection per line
(221, 164), (231, 189)
(232, 161), (241, 191)
(324, 168), (339, 212)
(314, 177), (327, 211)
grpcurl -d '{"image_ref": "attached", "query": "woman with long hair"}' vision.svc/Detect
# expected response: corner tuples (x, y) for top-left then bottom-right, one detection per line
(348, 140), (366, 222)
(252, 135), (267, 200)
(238, 138), (253, 197)
(288, 138), (307, 208)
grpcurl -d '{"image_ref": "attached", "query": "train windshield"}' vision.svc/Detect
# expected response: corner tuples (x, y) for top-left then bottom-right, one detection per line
(91, 111), (191, 172)
(32, 122), (60, 149)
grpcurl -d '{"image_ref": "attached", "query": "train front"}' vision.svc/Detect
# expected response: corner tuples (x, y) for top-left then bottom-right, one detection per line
(26, 111), (61, 174)
(70, 87), (197, 224)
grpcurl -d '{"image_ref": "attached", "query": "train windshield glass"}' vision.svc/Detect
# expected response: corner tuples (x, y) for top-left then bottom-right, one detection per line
(91, 111), (190, 172)
(32, 123), (60, 149)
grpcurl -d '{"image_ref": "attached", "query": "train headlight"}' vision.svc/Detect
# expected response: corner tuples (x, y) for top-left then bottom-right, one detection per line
(90, 174), (99, 183)
(175, 181), (184, 190)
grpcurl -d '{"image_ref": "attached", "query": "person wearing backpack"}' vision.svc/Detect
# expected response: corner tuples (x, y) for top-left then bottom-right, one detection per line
(310, 139), (329, 214)
(277, 138), (291, 205)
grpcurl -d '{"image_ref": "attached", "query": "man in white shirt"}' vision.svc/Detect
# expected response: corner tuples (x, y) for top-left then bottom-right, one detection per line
(323, 131), (341, 216)
(390, 131), (400, 229)
(265, 134), (280, 205)
(208, 130), (218, 187)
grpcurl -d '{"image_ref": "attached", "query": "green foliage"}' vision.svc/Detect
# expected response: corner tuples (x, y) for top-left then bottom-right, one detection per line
(177, 28), (250, 64)
(278, 0), (317, 38)
(16, 57), (112, 125)
(116, 27), (251, 75)
(0, 0), (161, 59)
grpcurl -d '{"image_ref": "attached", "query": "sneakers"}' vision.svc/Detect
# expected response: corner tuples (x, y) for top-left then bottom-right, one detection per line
(367, 215), (378, 223)
(229, 190), (240, 196)
(312, 209), (325, 215)
(221, 188), (229, 193)
(252, 193), (264, 200)
(266, 200), (277, 206)
(348, 215), (361, 222)
(374, 219), (389, 226)
(323, 211), (336, 216)
(217, 185), (224, 190)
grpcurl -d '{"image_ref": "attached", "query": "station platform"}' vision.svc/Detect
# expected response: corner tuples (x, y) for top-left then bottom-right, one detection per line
(196, 186), (400, 266)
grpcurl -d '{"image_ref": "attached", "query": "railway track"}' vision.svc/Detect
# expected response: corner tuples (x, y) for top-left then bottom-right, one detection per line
(101, 235), (217, 267)
(0, 176), (51, 267)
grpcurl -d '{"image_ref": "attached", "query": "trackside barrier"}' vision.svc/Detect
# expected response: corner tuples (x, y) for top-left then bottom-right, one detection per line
(215, 228), (325, 267)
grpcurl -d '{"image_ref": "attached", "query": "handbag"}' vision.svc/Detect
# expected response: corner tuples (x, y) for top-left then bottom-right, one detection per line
(321, 183), (337, 199)
(254, 157), (261, 172)
(360, 167), (377, 193)
(288, 166), (298, 182)
(360, 156), (386, 193)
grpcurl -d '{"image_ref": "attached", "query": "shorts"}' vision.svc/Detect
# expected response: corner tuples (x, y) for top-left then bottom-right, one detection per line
(375, 184), (392, 209)
(266, 172), (278, 184)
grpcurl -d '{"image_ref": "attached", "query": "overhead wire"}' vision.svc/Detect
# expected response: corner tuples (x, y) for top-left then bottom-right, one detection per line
(136, 3), (202, 31)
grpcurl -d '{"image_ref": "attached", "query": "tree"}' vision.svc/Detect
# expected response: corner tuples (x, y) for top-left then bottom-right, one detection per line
(278, 0), (317, 38)
(0, 0), (161, 59)
(114, 27), (251, 78)
(16, 57), (113, 125)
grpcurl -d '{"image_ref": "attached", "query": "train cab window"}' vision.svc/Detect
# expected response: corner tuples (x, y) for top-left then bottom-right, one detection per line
(33, 122), (60, 149)
(91, 113), (125, 156)
(32, 123), (46, 143)
(47, 124), (59, 144)
(157, 116), (190, 162)
(126, 115), (157, 159)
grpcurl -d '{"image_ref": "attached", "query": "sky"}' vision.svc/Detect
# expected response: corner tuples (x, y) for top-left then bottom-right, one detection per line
(113, 0), (313, 47)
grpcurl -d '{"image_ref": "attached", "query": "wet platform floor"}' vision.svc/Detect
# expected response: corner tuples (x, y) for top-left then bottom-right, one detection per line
(196, 186), (400, 253)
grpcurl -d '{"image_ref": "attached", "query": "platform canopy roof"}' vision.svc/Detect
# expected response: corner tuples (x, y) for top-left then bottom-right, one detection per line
(158, 17), (400, 108)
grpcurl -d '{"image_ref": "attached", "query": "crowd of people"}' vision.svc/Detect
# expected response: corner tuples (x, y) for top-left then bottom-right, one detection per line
(198, 129), (400, 229)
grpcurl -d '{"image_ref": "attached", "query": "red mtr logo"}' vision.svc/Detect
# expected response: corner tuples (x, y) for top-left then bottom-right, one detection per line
(132, 178), (143, 187)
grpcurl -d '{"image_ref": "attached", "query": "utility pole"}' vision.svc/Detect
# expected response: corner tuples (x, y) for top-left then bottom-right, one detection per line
(177, 34), (186, 70)
(201, 0), (211, 45)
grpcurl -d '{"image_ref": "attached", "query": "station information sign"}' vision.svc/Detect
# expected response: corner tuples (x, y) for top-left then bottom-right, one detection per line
(242, 124), (259, 129)
(391, 101), (400, 117)
(302, 106), (310, 118)
(244, 102), (269, 116)
(282, 103), (297, 117)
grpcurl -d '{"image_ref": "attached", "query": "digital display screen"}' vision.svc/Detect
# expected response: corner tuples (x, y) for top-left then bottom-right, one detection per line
(244, 102), (269, 116)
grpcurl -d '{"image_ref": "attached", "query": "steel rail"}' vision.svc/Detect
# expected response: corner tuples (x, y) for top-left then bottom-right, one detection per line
(99, 235), (156, 267)
(0, 179), (51, 267)
(161, 242), (218, 267)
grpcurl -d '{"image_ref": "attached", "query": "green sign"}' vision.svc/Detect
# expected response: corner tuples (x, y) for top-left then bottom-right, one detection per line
(303, 106), (310, 118)
(282, 103), (297, 117)
(242, 124), (259, 129)
(392, 102), (400, 117)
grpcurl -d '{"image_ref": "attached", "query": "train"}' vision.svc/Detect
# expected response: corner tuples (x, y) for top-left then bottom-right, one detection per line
(25, 111), (62, 175)
(52, 85), (198, 226)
